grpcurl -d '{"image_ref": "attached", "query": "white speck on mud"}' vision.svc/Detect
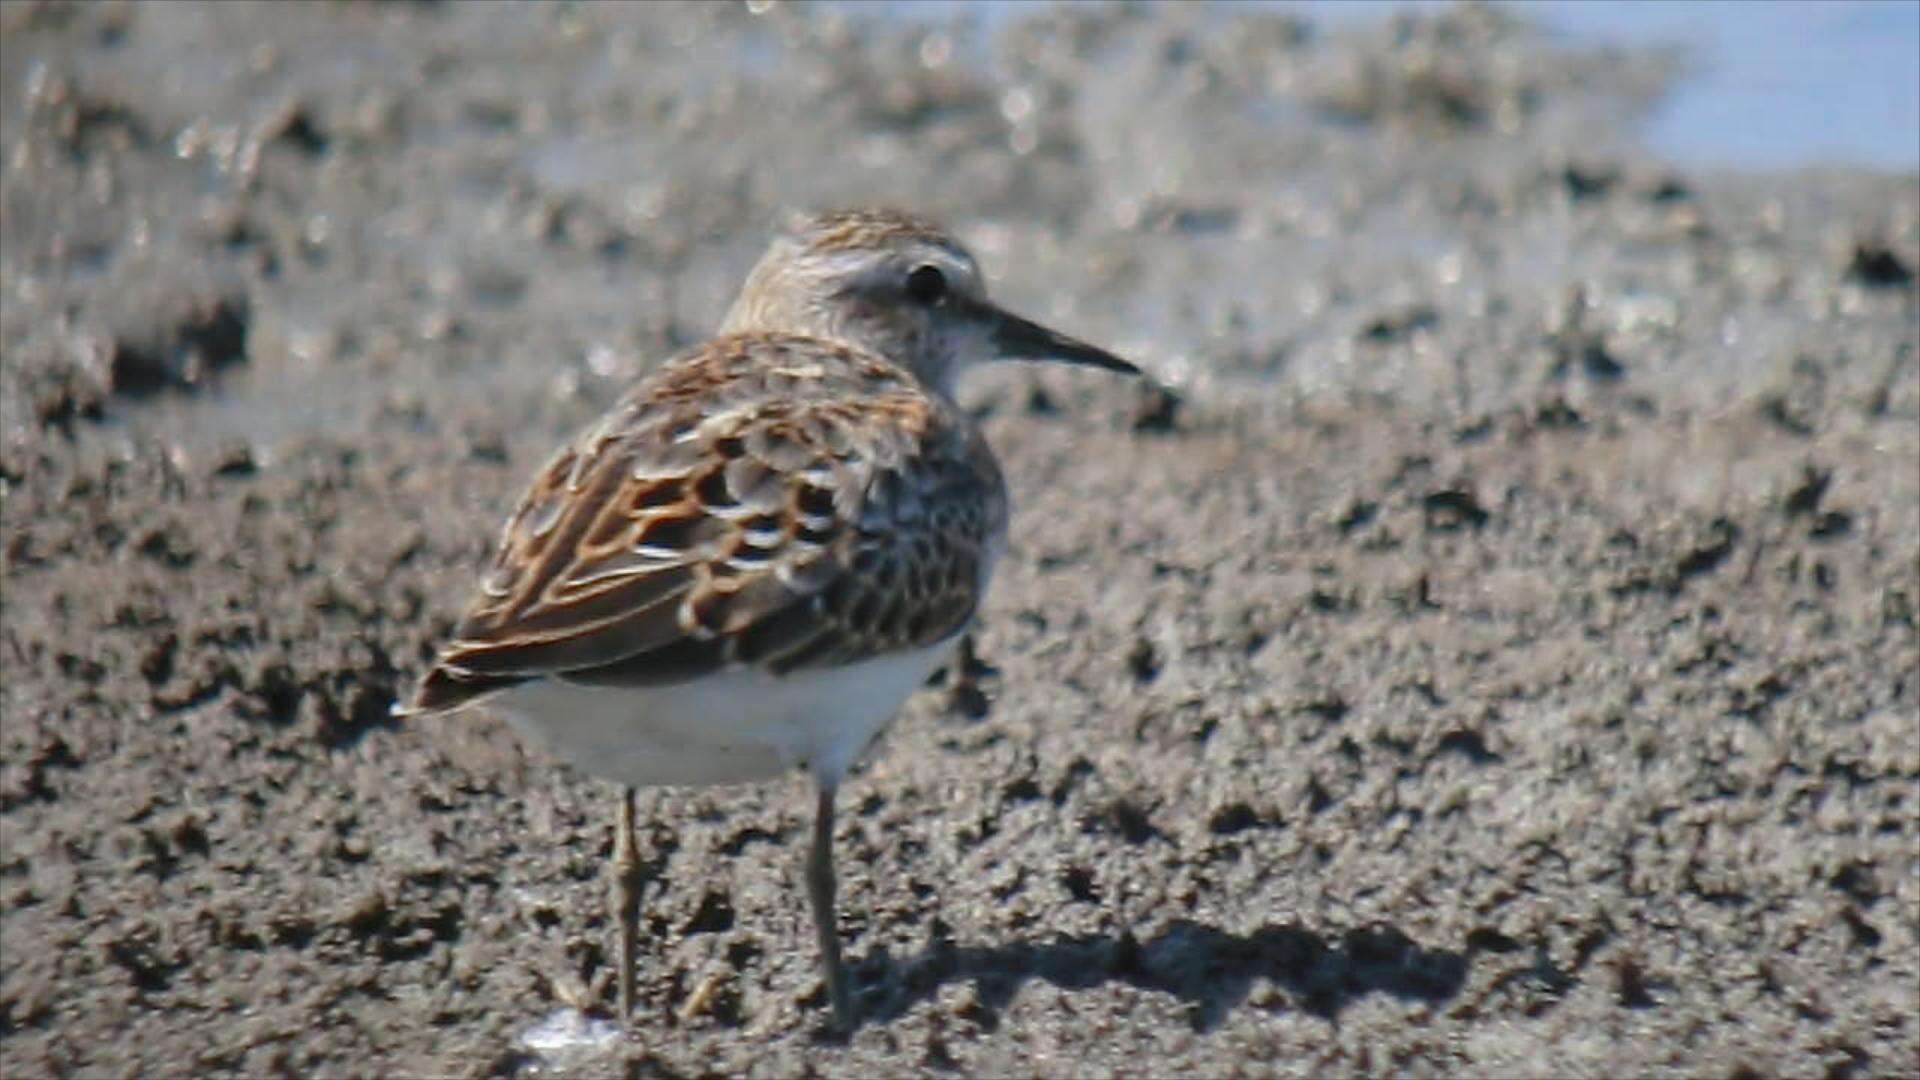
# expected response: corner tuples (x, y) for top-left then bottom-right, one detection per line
(518, 1008), (622, 1072)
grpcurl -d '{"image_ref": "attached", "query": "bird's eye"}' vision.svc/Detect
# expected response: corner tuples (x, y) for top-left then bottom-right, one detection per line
(904, 264), (947, 306)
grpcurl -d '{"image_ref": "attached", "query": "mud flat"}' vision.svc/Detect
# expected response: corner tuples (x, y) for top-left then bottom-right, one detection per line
(2, 2), (1915, 1075)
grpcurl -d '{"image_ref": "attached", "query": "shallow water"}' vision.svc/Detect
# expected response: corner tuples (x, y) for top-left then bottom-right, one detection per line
(856, 0), (1920, 171)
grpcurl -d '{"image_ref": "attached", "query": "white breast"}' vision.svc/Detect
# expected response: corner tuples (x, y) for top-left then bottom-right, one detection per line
(489, 639), (959, 789)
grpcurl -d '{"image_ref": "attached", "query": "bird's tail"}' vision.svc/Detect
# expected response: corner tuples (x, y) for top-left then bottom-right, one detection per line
(390, 662), (526, 719)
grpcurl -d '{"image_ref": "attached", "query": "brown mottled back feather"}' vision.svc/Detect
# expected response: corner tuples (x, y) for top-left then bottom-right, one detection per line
(408, 331), (1005, 715)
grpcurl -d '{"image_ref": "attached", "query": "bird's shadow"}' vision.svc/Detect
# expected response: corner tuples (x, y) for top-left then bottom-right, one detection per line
(846, 918), (1471, 1033)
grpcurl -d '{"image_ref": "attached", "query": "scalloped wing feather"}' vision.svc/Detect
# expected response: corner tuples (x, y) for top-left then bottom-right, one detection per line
(408, 333), (1004, 714)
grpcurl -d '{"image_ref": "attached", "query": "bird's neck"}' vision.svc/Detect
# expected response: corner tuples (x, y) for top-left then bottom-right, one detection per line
(719, 302), (961, 400)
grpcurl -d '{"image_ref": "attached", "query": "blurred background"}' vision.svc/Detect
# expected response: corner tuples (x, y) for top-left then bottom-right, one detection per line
(3, 0), (1915, 449)
(2, 2), (1915, 1077)
(893, 0), (1920, 172)
(4, 0), (1917, 454)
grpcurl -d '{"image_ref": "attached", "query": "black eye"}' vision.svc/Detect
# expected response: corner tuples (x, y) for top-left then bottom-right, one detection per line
(904, 264), (947, 306)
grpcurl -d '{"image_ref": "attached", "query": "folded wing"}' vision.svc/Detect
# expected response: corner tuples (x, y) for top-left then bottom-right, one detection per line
(406, 335), (1002, 715)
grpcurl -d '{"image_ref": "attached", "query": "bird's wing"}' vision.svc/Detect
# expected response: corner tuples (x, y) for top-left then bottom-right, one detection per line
(405, 334), (1002, 714)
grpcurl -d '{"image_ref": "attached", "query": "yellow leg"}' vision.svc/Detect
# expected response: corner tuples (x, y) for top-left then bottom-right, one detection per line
(612, 787), (640, 1023)
(805, 781), (853, 1031)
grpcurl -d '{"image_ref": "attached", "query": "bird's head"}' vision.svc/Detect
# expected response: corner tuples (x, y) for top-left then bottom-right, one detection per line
(720, 208), (1137, 395)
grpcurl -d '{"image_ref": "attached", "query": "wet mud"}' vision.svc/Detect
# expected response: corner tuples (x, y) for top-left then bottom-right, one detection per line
(2, 2), (1915, 1076)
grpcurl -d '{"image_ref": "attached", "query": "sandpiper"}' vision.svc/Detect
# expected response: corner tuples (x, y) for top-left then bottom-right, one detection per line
(400, 208), (1139, 1030)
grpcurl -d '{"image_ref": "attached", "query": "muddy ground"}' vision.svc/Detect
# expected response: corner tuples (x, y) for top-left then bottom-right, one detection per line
(1, 2), (1916, 1076)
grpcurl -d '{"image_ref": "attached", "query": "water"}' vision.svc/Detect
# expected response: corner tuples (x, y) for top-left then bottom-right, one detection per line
(1519, 0), (1919, 172)
(852, 0), (1920, 173)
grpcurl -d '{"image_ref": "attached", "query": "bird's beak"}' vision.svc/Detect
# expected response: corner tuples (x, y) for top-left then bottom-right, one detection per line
(978, 300), (1140, 375)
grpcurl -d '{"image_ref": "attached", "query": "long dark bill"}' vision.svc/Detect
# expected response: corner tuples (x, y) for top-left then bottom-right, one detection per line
(987, 304), (1140, 375)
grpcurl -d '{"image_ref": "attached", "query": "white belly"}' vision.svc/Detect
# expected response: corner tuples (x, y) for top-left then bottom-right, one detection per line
(488, 641), (957, 789)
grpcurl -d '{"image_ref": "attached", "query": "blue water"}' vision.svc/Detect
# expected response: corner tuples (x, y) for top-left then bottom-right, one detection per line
(1509, 0), (1918, 171)
(851, 0), (1920, 172)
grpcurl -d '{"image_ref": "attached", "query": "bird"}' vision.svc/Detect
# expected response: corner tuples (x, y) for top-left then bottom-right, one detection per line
(398, 208), (1139, 1031)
